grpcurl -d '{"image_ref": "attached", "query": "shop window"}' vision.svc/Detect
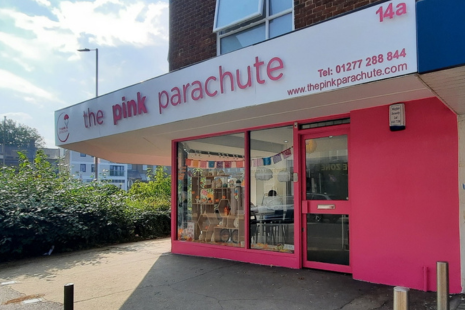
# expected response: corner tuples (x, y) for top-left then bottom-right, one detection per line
(177, 134), (245, 247)
(250, 126), (294, 253)
(216, 0), (293, 55)
(109, 165), (125, 177)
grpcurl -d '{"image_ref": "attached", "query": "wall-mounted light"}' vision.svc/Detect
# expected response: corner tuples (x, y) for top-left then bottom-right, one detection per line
(390, 103), (405, 131)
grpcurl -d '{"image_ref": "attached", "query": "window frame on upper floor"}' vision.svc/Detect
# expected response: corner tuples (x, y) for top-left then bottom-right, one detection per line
(213, 0), (264, 33)
(215, 0), (294, 55)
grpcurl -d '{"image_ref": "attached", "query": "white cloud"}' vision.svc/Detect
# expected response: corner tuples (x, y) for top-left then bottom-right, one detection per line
(33, 0), (52, 6)
(12, 57), (35, 72)
(0, 69), (56, 102)
(0, 1), (169, 78)
(0, 0), (168, 59)
(52, 0), (169, 47)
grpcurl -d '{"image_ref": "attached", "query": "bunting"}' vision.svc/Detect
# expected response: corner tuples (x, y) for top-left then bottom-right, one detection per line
(235, 160), (244, 168)
(272, 153), (282, 164)
(182, 147), (292, 170)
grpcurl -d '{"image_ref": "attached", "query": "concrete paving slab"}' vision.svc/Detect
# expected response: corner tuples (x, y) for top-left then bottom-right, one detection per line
(0, 238), (461, 310)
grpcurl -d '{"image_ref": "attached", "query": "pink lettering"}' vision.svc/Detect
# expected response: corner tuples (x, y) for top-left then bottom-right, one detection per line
(127, 99), (137, 117)
(236, 66), (252, 89)
(191, 81), (204, 100)
(254, 56), (265, 84)
(97, 110), (104, 124)
(205, 76), (217, 97)
(137, 92), (147, 114)
(219, 66), (234, 93)
(267, 57), (284, 81)
(159, 91), (169, 114)
(112, 105), (122, 125)
(157, 56), (285, 114)
(112, 92), (148, 125)
(171, 87), (181, 106)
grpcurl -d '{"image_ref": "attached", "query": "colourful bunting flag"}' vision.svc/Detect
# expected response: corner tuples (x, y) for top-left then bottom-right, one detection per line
(272, 153), (282, 164)
(282, 148), (292, 159)
(217, 161), (224, 168)
(263, 157), (272, 166)
(208, 161), (215, 168)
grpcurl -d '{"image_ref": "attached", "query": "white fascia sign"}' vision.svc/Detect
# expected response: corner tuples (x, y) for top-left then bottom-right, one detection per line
(55, 0), (417, 146)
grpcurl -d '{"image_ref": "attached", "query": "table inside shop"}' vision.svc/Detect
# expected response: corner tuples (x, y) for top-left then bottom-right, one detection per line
(251, 206), (288, 244)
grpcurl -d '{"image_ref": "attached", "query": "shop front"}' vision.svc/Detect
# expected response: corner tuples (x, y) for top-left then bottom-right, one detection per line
(56, 0), (463, 293)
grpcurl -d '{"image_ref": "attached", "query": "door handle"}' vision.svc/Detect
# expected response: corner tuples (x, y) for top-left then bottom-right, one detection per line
(317, 204), (335, 210)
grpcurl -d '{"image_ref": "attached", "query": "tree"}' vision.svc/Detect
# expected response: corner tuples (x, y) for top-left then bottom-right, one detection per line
(128, 166), (171, 211)
(0, 118), (45, 148)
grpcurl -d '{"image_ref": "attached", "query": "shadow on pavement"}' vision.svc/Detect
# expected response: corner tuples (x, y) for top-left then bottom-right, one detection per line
(119, 253), (438, 310)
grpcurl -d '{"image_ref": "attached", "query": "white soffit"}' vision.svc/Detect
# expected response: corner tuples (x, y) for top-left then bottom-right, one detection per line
(419, 65), (465, 115)
(65, 74), (433, 166)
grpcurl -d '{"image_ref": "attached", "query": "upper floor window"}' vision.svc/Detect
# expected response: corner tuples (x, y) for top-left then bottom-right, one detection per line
(80, 164), (86, 172)
(214, 0), (264, 32)
(214, 0), (293, 55)
(110, 165), (125, 177)
(80, 153), (86, 157)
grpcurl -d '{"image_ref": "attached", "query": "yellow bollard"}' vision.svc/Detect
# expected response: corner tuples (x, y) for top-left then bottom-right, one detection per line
(437, 261), (449, 310)
(393, 286), (409, 310)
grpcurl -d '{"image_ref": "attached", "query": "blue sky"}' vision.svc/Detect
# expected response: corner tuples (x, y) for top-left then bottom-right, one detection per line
(0, 0), (169, 147)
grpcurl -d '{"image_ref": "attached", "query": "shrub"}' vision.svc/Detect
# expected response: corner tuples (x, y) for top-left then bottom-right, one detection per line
(127, 166), (171, 211)
(0, 151), (170, 260)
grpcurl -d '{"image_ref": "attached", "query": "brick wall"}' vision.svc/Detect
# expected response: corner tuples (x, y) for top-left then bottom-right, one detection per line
(169, 0), (383, 71)
(169, 0), (217, 71)
(294, 0), (382, 28)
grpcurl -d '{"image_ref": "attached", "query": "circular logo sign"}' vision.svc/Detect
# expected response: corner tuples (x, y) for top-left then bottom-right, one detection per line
(56, 112), (70, 143)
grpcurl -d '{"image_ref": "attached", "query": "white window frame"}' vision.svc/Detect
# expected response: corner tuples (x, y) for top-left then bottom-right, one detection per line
(213, 0), (265, 33)
(216, 0), (294, 55)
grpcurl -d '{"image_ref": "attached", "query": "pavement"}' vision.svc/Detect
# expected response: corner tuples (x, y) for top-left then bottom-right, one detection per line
(0, 237), (463, 310)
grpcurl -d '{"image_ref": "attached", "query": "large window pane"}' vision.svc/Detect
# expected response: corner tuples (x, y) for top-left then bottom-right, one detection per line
(215, 0), (264, 31)
(220, 23), (266, 54)
(270, 13), (292, 38)
(269, 0), (292, 16)
(250, 126), (294, 253)
(177, 134), (245, 248)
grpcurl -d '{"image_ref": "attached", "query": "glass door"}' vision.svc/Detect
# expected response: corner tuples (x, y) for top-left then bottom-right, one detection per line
(301, 125), (351, 273)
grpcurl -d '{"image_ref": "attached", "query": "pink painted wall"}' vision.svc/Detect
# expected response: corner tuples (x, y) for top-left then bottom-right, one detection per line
(350, 97), (460, 292)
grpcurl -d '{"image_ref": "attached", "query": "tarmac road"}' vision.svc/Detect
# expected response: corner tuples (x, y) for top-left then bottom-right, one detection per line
(0, 238), (462, 310)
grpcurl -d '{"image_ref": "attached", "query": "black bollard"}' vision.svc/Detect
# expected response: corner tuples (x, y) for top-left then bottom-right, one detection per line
(64, 283), (74, 310)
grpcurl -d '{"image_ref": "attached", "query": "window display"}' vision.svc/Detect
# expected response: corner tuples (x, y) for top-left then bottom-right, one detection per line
(177, 134), (245, 247)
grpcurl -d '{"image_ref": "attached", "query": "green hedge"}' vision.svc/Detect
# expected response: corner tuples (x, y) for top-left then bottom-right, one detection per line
(0, 151), (170, 261)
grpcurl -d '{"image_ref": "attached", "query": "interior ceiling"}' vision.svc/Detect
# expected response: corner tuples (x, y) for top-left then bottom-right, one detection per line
(65, 74), (439, 166)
